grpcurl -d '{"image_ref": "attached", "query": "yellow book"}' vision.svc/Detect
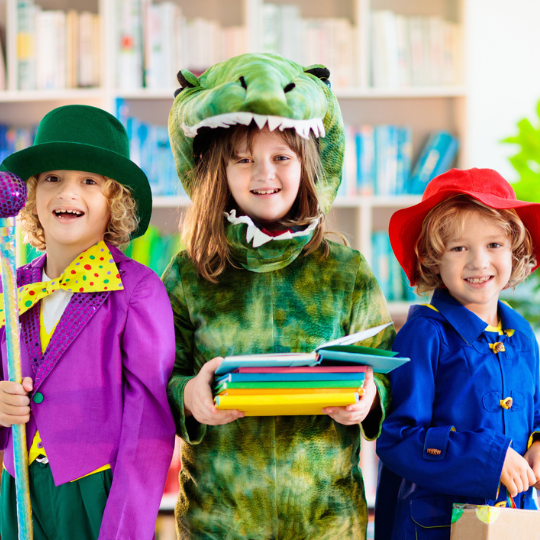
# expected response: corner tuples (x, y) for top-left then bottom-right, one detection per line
(218, 387), (364, 396)
(215, 392), (359, 416)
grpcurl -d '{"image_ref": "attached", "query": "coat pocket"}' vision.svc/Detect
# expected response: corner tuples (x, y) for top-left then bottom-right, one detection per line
(410, 496), (453, 539)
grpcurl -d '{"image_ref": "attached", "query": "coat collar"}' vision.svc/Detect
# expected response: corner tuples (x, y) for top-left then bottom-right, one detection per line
(19, 243), (126, 391)
(428, 288), (524, 346)
(27, 243), (130, 272)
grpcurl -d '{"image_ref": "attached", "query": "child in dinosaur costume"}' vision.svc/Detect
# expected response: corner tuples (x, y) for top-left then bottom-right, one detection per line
(164, 53), (395, 539)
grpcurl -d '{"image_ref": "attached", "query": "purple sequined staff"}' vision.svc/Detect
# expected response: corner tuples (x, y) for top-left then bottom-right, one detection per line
(0, 172), (32, 539)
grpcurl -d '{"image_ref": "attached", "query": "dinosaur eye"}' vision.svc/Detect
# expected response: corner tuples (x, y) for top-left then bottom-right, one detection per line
(174, 88), (183, 97)
(284, 83), (295, 93)
(322, 79), (331, 88)
(239, 76), (247, 90)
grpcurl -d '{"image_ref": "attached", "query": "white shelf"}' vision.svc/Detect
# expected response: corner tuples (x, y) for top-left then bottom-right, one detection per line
(152, 196), (423, 209)
(388, 301), (417, 317)
(334, 86), (467, 99)
(118, 87), (467, 101)
(115, 89), (177, 100)
(0, 88), (105, 102)
(152, 196), (191, 208)
(159, 494), (177, 512)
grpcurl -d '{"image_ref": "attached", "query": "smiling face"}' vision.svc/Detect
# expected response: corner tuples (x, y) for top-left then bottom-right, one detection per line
(34, 170), (110, 255)
(434, 211), (513, 325)
(225, 128), (302, 229)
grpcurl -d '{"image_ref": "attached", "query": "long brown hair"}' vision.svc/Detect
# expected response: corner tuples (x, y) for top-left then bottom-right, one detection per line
(182, 122), (329, 282)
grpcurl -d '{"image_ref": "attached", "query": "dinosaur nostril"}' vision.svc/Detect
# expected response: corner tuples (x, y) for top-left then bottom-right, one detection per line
(239, 76), (247, 90)
(284, 83), (295, 93)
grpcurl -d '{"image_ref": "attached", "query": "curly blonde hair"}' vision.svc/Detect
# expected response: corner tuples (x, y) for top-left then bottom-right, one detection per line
(415, 195), (536, 295)
(19, 175), (139, 250)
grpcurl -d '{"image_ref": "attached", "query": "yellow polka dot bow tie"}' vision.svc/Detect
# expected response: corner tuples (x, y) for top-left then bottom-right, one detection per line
(0, 241), (123, 328)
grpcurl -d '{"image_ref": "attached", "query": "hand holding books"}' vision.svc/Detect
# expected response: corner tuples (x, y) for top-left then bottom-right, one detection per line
(322, 365), (378, 425)
(184, 356), (245, 425)
(213, 323), (409, 417)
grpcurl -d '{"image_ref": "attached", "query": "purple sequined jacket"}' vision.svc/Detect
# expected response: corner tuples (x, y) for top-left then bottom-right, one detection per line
(0, 245), (176, 539)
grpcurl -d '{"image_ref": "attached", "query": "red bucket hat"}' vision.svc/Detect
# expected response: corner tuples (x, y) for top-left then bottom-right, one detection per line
(389, 168), (540, 286)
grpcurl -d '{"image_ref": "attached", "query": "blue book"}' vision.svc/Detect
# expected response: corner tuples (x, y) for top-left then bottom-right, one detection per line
(401, 268), (418, 302)
(386, 125), (399, 196)
(372, 231), (392, 299)
(373, 125), (387, 195)
(408, 131), (459, 194)
(396, 127), (413, 195)
(215, 323), (409, 376)
(216, 372), (367, 384)
(356, 125), (375, 195)
(389, 246), (403, 302)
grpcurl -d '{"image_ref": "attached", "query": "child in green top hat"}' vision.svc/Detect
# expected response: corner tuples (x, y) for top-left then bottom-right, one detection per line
(0, 104), (176, 539)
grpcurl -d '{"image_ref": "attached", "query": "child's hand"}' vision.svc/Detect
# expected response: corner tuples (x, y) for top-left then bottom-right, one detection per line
(322, 366), (379, 426)
(184, 357), (245, 426)
(0, 377), (33, 428)
(501, 446), (537, 497)
(524, 441), (540, 489)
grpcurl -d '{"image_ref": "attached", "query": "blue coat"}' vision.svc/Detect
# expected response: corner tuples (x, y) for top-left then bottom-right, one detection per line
(376, 288), (540, 540)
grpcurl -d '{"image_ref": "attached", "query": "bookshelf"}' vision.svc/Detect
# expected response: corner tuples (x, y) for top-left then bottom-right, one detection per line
(0, 0), (466, 515)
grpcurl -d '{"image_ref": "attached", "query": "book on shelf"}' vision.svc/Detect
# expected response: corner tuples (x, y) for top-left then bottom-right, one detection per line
(215, 322), (407, 376)
(371, 230), (420, 303)
(408, 130), (459, 194)
(117, 1), (247, 90)
(116, 0), (144, 90)
(370, 9), (461, 88)
(17, 0), (37, 90)
(15, 1), (101, 90)
(262, 3), (354, 88)
(338, 124), (457, 198)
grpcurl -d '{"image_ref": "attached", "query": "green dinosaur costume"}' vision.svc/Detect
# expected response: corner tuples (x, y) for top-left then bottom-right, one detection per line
(164, 53), (395, 539)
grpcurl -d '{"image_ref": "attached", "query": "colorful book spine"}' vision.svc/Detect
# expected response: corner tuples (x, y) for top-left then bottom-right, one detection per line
(217, 387), (364, 396)
(217, 372), (366, 383)
(236, 366), (368, 374)
(407, 131), (459, 194)
(215, 380), (366, 393)
(215, 392), (360, 416)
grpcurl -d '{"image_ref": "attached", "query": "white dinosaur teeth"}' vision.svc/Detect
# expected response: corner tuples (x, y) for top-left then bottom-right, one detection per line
(252, 114), (267, 130)
(180, 113), (325, 140)
(267, 116), (282, 132)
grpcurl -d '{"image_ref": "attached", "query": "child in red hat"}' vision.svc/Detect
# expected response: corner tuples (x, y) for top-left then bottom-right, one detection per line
(375, 168), (540, 540)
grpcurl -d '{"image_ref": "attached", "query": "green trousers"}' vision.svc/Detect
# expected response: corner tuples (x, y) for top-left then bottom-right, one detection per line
(0, 460), (112, 540)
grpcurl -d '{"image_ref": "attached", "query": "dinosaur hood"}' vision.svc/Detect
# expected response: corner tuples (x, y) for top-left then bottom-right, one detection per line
(168, 53), (345, 213)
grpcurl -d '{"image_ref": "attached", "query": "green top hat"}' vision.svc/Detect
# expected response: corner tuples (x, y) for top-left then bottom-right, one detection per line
(0, 104), (152, 239)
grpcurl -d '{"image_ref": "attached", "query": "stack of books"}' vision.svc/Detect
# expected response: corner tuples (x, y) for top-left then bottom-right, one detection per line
(213, 323), (409, 416)
(214, 365), (367, 416)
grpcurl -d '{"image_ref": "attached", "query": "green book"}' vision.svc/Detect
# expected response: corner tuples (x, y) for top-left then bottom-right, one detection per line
(214, 379), (365, 395)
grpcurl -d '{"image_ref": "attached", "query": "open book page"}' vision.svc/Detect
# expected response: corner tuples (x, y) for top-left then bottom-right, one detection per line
(317, 322), (393, 348)
(215, 323), (394, 376)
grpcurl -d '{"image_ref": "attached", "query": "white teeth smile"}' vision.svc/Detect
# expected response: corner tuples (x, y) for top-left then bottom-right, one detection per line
(466, 276), (492, 284)
(54, 209), (83, 216)
(251, 189), (280, 195)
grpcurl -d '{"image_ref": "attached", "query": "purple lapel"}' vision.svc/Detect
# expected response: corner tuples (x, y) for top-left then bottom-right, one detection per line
(18, 254), (112, 392)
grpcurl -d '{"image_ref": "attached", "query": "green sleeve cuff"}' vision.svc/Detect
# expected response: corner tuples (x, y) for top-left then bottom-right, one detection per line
(167, 374), (207, 445)
(360, 373), (391, 441)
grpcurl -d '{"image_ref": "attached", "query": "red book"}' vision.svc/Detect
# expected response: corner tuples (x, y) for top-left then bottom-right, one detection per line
(235, 366), (368, 374)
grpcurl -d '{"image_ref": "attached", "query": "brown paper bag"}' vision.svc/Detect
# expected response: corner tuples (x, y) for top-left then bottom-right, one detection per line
(450, 504), (540, 540)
